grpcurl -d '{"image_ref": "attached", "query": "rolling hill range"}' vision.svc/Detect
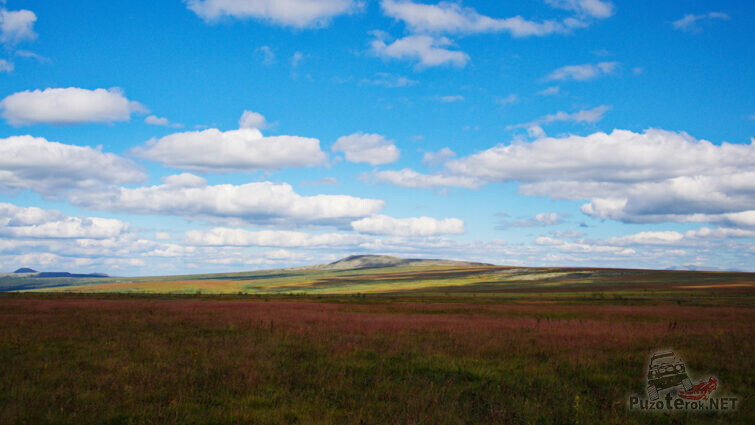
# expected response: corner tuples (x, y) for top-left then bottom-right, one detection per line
(2, 255), (753, 297)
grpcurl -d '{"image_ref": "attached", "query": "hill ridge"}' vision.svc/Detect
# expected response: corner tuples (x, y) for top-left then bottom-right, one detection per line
(319, 254), (492, 271)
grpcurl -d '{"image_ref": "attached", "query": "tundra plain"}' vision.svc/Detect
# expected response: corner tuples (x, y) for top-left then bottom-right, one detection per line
(1, 259), (752, 424)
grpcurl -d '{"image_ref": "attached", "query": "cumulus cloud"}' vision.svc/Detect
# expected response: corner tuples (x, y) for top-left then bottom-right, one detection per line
(185, 227), (367, 247)
(371, 34), (469, 68)
(545, 0), (614, 19)
(599, 227), (755, 258)
(162, 172), (207, 187)
(500, 212), (565, 228)
(672, 12), (730, 33)
(535, 236), (635, 255)
(507, 105), (610, 129)
(332, 132), (400, 165)
(0, 87), (147, 126)
(145, 115), (182, 128)
(0, 203), (129, 239)
(133, 127), (328, 173)
(366, 168), (482, 189)
(445, 129), (755, 225)
(69, 175), (385, 226)
(381, 0), (569, 37)
(238, 110), (268, 129)
(0, 135), (146, 195)
(0, 8), (37, 45)
(350, 214), (464, 236)
(186, 0), (361, 28)
(605, 230), (685, 245)
(422, 147), (456, 166)
(546, 62), (618, 81)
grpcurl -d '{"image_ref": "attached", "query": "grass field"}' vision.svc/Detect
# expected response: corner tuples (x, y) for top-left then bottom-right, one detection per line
(2, 259), (753, 424)
(0, 291), (752, 424)
(10, 262), (755, 299)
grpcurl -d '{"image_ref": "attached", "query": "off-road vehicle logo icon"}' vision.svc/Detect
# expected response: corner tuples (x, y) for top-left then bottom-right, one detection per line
(628, 349), (739, 412)
(646, 350), (692, 401)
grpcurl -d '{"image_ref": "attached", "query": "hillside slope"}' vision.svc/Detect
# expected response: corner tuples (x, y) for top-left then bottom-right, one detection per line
(315, 255), (492, 270)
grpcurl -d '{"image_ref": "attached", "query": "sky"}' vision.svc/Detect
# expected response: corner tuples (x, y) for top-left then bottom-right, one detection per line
(0, 0), (753, 275)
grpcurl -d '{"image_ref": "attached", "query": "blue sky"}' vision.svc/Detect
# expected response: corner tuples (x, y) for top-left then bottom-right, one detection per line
(0, 0), (753, 275)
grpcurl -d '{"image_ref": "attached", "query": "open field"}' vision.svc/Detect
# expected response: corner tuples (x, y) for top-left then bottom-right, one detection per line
(7, 262), (755, 299)
(0, 293), (752, 424)
(3, 259), (753, 423)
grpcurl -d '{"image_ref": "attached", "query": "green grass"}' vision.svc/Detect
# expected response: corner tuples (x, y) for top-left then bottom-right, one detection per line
(11, 265), (755, 300)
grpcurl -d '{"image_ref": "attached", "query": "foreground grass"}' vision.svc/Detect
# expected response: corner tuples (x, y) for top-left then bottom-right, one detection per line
(0, 295), (752, 424)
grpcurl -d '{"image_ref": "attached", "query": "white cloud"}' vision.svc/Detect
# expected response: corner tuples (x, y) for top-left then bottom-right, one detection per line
(685, 226), (755, 239)
(437, 95), (463, 103)
(606, 231), (685, 245)
(238, 110), (268, 129)
(133, 127), (327, 173)
(145, 115), (170, 126)
(507, 212), (565, 227)
(0, 203), (129, 239)
(162, 172), (207, 187)
(0, 87), (147, 126)
(546, 61), (618, 81)
(538, 86), (561, 96)
(545, 0), (614, 19)
(0, 135), (146, 195)
(527, 126), (547, 139)
(496, 94), (518, 105)
(672, 12), (730, 33)
(185, 227), (367, 247)
(0, 8), (37, 45)
(422, 147), (456, 166)
(155, 232), (172, 240)
(446, 129), (755, 225)
(0, 58), (12, 73)
(145, 115), (182, 128)
(186, 0), (361, 28)
(381, 0), (569, 37)
(351, 214), (464, 236)
(15, 50), (48, 62)
(332, 132), (400, 165)
(359, 73), (417, 88)
(366, 168), (482, 189)
(257, 45), (275, 65)
(534, 236), (635, 255)
(604, 227), (755, 249)
(301, 177), (339, 186)
(290, 51), (304, 67)
(371, 34), (469, 68)
(69, 175), (385, 226)
(507, 105), (610, 129)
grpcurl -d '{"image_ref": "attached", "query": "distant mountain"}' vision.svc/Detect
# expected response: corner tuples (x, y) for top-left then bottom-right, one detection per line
(665, 265), (742, 272)
(1, 270), (110, 292)
(37, 272), (110, 278)
(317, 255), (492, 271)
(8, 269), (109, 278)
(13, 268), (37, 273)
